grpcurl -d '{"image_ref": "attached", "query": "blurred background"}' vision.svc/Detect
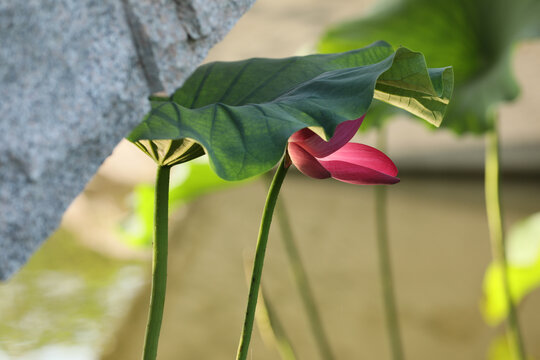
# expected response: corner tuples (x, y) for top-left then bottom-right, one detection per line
(1, 0), (539, 359)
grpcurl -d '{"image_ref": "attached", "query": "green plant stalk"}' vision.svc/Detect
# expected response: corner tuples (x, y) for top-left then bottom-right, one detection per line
(242, 255), (297, 360)
(275, 198), (335, 360)
(143, 165), (171, 360)
(484, 118), (526, 360)
(236, 157), (289, 360)
(257, 286), (298, 360)
(375, 128), (404, 360)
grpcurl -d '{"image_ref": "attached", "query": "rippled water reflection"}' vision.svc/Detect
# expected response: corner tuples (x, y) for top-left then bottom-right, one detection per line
(0, 230), (146, 359)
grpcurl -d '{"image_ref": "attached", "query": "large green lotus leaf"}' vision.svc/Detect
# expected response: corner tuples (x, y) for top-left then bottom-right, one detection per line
(318, 0), (540, 134)
(128, 41), (453, 180)
(481, 212), (540, 325)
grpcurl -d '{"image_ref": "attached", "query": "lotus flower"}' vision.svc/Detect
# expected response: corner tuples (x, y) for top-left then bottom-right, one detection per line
(287, 116), (399, 185)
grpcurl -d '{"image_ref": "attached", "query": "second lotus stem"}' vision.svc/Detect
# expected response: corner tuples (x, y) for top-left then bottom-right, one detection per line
(484, 116), (526, 360)
(275, 198), (335, 360)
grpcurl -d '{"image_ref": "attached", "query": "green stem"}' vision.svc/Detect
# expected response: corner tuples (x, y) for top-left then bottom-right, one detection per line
(242, 255), (297, 360)
(258, 286), (298, 360)
(375, 128), (404, 360)
(143, 165), (171, 360)
(236, 157), (289, 360)
(275, 198), (335, 360)
(484, 118), (526, 360)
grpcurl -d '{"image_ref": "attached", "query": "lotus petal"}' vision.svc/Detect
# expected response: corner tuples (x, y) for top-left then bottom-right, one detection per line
(321, 143), (398, 176)
(287, 143), (330, 179)
(289, 117), (364, 158)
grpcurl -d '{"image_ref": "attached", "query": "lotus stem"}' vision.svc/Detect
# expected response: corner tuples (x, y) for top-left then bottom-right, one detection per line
(484, 116), (526, 360)
(236, 157), (289, 360)
(143, 165), (171, 360)
(375, 127), (404, 360)
(275, 198), (335, 360)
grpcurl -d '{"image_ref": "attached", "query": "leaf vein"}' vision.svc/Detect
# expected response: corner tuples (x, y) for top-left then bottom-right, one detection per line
(218, 59), (254, 103)
(190, 63), (215, 108)
(234, 58), (299, 105)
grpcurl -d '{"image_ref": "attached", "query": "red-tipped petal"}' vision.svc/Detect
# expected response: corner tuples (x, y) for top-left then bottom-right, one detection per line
(287, 142), (330, 179)
(321, 143), (398, 177)
(320, 160), (400, 185)
(289, 116), (364, 158)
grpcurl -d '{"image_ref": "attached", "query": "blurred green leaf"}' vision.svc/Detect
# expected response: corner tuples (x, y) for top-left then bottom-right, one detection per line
(488, 335), (513, 360)
(318, 0), (540, 134)
(482, 212), (540, 325)
(119, 158), (252, 247)
(488, 332), (534, 360)
(128, 42), (453, 180)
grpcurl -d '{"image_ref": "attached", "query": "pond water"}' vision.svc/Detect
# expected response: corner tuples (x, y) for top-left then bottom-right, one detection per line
(0, 229), (146, 360)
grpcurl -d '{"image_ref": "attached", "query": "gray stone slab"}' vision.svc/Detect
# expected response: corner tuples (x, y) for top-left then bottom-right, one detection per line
(0, 0), (255, 280)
